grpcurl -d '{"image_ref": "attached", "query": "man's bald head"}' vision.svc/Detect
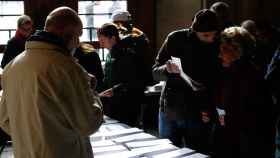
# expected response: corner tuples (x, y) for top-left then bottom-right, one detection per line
(44, 7), (83, 52)
(45, 7), (82, 33)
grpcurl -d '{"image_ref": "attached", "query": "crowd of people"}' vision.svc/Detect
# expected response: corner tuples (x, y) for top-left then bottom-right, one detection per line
(0, 1), (280, 158)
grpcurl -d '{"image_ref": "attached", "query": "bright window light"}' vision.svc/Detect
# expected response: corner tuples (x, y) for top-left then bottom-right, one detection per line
(0, 1), (24, 44)
(78, 0), (127, 60)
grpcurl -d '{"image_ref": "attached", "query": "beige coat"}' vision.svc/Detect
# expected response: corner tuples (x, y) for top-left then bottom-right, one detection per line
(0, 41), (103, 158)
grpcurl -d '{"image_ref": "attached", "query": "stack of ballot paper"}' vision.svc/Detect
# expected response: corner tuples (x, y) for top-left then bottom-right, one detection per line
(112, 132), (156, 143)
(1, 116), (209, 158)
(125, 139), (172, 148)
(90, 127), (143, 141)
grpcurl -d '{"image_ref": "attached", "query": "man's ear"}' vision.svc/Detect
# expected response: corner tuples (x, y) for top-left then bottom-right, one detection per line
(111, 36), (116, 41)
(111, 36), (118, 45)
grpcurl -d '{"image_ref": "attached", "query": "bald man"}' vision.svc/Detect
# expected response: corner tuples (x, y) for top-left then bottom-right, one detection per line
(0, 7), (103, 158)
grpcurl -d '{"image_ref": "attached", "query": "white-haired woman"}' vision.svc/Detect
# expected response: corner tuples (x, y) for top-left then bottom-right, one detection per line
(215, 26), (275, 158)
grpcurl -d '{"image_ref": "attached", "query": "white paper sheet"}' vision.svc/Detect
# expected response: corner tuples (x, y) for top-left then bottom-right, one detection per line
(125, 139), (172, 148)
(112, 132), (156, 143)
(93, 145), (127, 154)
(131, 144), (178, 156)
(152, 148), (195, 158)
(170, 56), (204, 91)
(182, 153), (209, 158)
(91, 140), (116, 147)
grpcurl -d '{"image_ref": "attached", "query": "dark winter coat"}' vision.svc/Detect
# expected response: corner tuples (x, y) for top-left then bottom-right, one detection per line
(1, 35), (26, 68)
(152, 28), (221, 120)
(218, 58), (275, 157)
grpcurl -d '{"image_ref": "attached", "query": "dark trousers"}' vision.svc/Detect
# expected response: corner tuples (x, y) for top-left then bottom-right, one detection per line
(158, 111), (213, 154)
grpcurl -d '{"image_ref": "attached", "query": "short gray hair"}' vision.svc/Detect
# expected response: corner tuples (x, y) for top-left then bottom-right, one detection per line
(17, 15), (32, 28)
(221, 26), (256, 57)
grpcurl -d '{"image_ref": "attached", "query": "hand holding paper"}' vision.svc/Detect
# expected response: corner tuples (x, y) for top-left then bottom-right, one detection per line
(170, 56), (205, 91)
(166, 60), (180, 74)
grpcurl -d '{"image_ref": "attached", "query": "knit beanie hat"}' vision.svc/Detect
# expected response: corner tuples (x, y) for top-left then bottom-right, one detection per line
(111, 10), (131, 22)
(191, 9), (220, 32)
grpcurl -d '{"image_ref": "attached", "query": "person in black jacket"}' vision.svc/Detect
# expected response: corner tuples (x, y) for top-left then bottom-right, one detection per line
(74, 43), (104, 92)
(152, 9), (221, 153)
(98, 23), (145, 127)
(111, 10), (155, 86)
(265, 46), (280, 158)
(1, 15), (33, 68)
(210, 2), (234, 30)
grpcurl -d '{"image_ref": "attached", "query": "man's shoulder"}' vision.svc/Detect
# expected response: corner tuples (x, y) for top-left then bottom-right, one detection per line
(121, 32), (148, 45)
(166, 28), (193, 43)
(6, 36), (20, 45)
(168, 28), (192, 37)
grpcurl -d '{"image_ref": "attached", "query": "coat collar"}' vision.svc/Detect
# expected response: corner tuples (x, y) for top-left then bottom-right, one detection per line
(26, 31), (70, 55)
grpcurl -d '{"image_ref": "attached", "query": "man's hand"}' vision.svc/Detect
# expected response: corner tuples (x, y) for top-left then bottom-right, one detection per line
(88, 73), (97, 90)
(99, 88), (113, 97)
(219, 115), (225, 126)
(166, 60), (180, 74)
(201, 112), (210, 123)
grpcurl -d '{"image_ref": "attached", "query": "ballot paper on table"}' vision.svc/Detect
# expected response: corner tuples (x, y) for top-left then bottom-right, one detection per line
(152, 148), (195, 158)
(91, 140), (116, 147)
(181, 153), (209, 158)
(103, 115), (119, 124)
(92, 144), (128, 155)
(170, 56), (205, 91)
(112, 132), (156, 143)
(125, 139), (172, 149)
(90, 127), (143, 141)
(95, 144), (178, 158)
(131, 144), (178, 157)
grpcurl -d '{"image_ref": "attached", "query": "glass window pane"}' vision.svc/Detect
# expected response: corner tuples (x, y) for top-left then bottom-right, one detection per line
(80, 28), (98, 42)
(79, 1), (127, 14)
(79, 1), (94, 14)
(80, 15), (93, 28)
(0, 16), (21, 29)
(80, 29), (90, 42)
(93, 15), (111, 28)
(0, 1), (24, 44)
(91, 29), (98, 41)
(0, 1), (24, 15)
(0, 31), (10, 45)
(96, 48), (109, 62)
(78, 0), (127, 42)
(11, 30), (16, 36)
(80, 14), (110, 28)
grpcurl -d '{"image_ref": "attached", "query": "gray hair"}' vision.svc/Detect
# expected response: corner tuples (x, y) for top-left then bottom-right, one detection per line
(17, 15), (32, 28)
(221, 26), (256, 57)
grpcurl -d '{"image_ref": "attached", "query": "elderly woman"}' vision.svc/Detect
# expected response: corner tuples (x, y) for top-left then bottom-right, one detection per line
(215, 26), (275, 158)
